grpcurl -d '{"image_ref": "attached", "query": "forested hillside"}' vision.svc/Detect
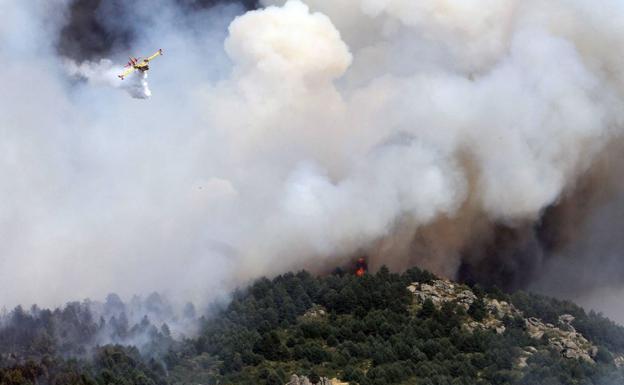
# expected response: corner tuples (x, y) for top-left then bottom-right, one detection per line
(3, 267), (624, 385)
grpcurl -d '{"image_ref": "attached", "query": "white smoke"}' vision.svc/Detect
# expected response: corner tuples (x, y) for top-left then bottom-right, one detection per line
(1, 0), (624, 313)
(65, 59), (152, 99)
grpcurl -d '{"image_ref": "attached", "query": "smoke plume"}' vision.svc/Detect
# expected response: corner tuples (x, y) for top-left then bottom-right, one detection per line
(2, 0), (624, 321)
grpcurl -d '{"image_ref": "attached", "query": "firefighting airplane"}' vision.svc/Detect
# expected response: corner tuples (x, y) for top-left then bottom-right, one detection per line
(118, 49), (163, 80)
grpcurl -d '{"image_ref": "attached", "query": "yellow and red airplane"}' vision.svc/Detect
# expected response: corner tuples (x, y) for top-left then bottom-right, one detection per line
(118, 49), (163, 80)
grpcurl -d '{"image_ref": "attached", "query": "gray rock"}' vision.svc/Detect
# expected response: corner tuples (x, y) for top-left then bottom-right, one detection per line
(286, 375), (334, 385)
(408, 280), (598, 365)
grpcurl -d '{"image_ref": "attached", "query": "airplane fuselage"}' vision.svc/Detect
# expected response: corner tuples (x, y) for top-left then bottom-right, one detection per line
(118, 49), (162, 80)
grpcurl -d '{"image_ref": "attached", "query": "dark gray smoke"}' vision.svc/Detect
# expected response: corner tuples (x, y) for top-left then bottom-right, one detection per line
(58, 0), (134, 60)
(58, 0), (258, 60)
(453, 148), (624, 318)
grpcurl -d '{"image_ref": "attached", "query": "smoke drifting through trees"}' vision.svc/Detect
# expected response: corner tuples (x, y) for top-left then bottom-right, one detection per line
(0, 292), (195, 361)
(2, 0), (624, 320)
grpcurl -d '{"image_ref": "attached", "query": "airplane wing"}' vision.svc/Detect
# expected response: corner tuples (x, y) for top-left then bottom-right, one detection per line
(118, 66), (136, 80)
(144, 49), (163, 63)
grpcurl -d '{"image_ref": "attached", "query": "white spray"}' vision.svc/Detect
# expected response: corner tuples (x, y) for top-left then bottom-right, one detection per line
(65, 59), (152, 99)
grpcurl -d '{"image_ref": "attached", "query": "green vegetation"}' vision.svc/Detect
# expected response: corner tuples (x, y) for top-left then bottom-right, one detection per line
(2, 267), (624, 384)
(509, 291), (624, 354)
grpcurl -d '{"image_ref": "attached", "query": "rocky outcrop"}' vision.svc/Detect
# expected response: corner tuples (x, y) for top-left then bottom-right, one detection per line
(408, 279), (598, 364)
(301, 305), (327, 320)
(286, 375), (346, 385)
(464, 298), (522, 335)
(409, 280), (519, 335)
(614, 354), (624, 368)
(408, 280), (476, 310)
(486, 298), (519, 319)
(525, 315), (597, 363)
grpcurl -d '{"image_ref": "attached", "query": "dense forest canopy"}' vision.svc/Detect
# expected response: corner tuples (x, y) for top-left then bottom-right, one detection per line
(2, 267), (624, 385)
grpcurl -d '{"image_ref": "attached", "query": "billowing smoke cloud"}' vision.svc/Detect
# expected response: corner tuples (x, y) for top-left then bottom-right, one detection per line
(2, 0), (624, 321)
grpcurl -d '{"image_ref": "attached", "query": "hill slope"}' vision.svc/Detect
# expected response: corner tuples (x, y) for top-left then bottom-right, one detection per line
(3, 267), (624, 385)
